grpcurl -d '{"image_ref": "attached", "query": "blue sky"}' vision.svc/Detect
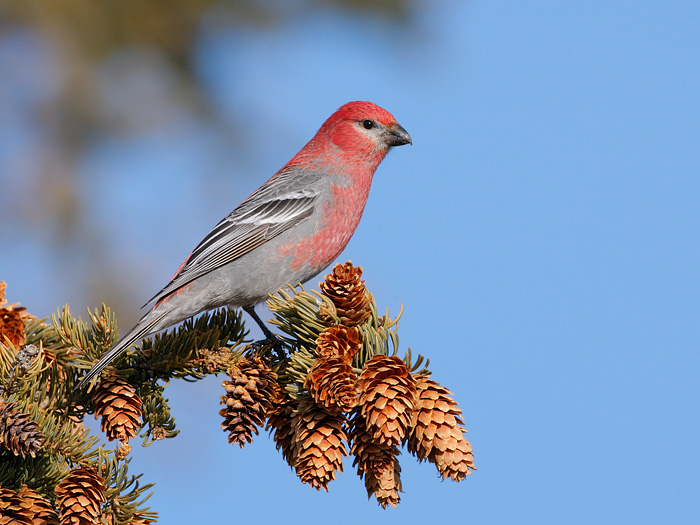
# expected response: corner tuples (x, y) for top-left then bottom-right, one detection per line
(2, 1), (700, 523)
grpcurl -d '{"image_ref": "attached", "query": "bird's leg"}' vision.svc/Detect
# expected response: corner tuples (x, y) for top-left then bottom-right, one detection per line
(242, 305), (286, 361)
(243, 305), (275, 340)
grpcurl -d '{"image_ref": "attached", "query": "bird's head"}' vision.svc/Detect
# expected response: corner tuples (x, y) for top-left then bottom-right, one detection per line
(321, 101), (412, 156)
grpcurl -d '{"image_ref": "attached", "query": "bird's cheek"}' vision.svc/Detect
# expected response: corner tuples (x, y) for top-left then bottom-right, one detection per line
(329, 127), (364, 151)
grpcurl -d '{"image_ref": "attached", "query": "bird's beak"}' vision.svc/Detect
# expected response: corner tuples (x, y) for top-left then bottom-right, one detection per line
(384, 123), (412, 147)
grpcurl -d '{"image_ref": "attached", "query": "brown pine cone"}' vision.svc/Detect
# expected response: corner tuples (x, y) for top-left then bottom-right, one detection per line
(0, 400), (44, 458)
(219, 358), (277, 448)
(92, 376), (143, 444)
(320, 262), (372, 327)
(349, 414), (401, 508)
(292, 403), (348, 491)
(116, 442), (132, 460)
(17, 485), (59, 525)
(408, 376), (475, 481)
(358, 355), (417, 447)
(0, 306), (27, 347)
(0, 281), (30, 347)
(315, 325), (361, 362)
(0, 486), (34, 525)
(265, 389), (297, 467)
(54, 467), (105, 525)
(304, 356), (358, 412)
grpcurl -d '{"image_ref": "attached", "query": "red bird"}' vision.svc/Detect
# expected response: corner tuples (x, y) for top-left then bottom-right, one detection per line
(76, 101), (411, 390)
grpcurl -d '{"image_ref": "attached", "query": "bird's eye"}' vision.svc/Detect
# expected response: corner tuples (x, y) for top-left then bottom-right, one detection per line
(361, 119), (374, 130)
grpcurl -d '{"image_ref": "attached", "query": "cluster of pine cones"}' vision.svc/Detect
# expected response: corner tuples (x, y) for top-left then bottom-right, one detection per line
(219, 262), (475, 508)
(0, 281), (151, 524)
(0, 467), (152, 525)
(0, 374), (147, 523)
(0, 283), (46, 463)
(0, 261), (475, 519)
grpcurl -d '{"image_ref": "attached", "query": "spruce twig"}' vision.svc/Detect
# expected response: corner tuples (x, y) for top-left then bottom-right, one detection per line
(0, 262), (474, 517)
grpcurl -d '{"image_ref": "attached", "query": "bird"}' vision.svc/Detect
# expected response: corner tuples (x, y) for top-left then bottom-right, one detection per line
(75, 101), (411, 391)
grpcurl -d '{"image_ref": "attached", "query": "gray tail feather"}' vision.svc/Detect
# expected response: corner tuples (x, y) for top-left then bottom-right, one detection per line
(74, 313), (166, 392)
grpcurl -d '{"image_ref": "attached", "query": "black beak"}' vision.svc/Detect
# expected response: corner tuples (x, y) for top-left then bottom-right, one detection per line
(385, 123), (412, 147)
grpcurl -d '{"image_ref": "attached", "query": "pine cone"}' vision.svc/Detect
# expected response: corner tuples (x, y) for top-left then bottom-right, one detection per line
(92, 376), (143, 444)
(0, 282), (29, 348)
(219, 358), (277, 448)
(17, 485), (59, 525)
(265, 389), (297, 467)
(358, 355), (417, 447)
(151, 426), (167, 441)
(9, 344), (42, 377)
(194, 347), (239, 374)
(0, 400), (45, 458)
(0, 282), (33, 348)
(315, 325), (361, 362)
(349, 414), (401, 508)
(54, 467), (105, 525)
(0, 487), (33, 525)
(292, 403), (347, 491)
(320, 262), (372, 327)
(305, 356), (358, 412)
(408, 377), (475, 481)
(116, 442), (132, 460)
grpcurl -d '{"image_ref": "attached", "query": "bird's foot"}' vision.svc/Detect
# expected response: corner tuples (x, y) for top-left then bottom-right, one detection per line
(249, 335), (287, 363)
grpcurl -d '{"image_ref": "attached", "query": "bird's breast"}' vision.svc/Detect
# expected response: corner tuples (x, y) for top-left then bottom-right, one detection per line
(276, 175), (373, 273)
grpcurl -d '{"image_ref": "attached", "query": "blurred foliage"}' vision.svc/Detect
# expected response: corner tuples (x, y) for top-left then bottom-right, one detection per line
(0, 0), (413, 152)
(0, 0), (415, 323)
(0, 0), (413, 141)
(2, 0), (411, 65)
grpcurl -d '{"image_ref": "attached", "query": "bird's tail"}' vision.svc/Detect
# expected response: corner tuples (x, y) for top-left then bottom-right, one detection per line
(74, 312), (167, 392)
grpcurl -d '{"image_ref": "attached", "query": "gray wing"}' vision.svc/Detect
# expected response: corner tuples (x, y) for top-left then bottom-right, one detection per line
(147, 167), (320, 305)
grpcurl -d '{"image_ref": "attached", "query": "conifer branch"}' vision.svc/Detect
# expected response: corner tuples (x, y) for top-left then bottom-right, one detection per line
(0, 263), (475, 518)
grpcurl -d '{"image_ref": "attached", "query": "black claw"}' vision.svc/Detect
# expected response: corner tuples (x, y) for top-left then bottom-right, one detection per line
(249, 336), (287, 362)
